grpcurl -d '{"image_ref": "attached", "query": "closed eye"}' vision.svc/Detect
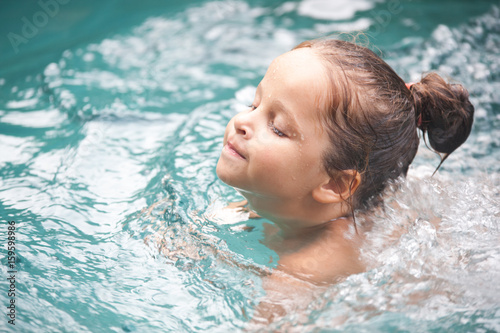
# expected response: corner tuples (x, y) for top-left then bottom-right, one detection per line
(248, 104), (257, 111)
(269, 122), (286, 137)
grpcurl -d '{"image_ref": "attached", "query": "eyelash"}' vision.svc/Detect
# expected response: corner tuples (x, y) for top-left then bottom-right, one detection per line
(269, 122), (286, 137)
(248, 104), (287, 137)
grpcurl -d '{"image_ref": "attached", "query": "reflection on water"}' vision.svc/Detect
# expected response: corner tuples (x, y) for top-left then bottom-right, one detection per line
(0, 1), (498, 331)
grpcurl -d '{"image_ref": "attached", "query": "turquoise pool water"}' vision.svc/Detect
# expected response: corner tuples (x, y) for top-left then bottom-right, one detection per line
(1, 0), (499, 331)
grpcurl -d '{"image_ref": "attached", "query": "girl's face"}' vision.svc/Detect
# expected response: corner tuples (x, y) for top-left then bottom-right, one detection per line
(217, 48), (332, 205)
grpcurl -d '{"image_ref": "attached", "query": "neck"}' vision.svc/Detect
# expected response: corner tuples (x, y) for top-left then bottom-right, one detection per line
(274, 216), (350, 240)
(240, 190), (350, 240)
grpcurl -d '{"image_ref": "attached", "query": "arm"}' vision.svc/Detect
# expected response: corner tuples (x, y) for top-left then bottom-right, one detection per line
(250, 269), (317, 325)
(224, 199), (261, 219)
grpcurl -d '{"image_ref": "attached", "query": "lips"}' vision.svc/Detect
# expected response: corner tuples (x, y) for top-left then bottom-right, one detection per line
(225, 141), (246, 160)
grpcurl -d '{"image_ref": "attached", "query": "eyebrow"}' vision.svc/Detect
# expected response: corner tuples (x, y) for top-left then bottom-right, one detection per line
(271, 100), (299, 129)
(257, 84), (300, 132)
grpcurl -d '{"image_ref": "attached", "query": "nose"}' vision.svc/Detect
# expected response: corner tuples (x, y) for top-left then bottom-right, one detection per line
(233, 110), (253, 138)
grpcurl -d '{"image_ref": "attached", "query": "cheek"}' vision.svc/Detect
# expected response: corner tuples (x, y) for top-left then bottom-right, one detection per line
(249, 144), (300, 189)
(255, 148), (284, 172)
(253, 141), (325, 188)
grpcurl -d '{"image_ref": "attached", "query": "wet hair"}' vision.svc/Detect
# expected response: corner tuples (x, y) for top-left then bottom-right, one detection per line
(293, 39), (474, 211)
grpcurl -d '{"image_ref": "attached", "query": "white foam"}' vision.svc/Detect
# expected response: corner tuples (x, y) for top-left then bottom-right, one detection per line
(298, 0), (374, 20)
(6, 98), (39, 109)
(1, 108), (63, 128)
(314, 17), (372, 33)
(43, 62), (60, 76)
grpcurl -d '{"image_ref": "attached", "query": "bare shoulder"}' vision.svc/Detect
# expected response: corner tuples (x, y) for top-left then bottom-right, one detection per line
(277, 220), (364, 284)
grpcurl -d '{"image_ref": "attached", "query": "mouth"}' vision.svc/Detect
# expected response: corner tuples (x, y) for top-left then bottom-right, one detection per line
(224, 141), (246, 160)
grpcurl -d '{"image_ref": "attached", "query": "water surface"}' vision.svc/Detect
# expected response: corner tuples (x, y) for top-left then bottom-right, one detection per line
(0, 0), (499, 331)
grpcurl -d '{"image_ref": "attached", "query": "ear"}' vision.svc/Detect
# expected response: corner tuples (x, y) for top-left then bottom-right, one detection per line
(311, 170), (361, 204)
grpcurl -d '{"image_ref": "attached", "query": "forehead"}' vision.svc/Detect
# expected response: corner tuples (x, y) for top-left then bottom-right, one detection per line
(266, 48), (325, 85)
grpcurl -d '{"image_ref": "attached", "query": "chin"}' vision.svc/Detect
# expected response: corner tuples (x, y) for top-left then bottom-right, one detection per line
(216, 158), (233, 186)
(217, 159), (252, 195)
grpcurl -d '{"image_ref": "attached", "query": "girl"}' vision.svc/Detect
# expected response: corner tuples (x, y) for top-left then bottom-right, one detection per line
(216, 38), (474, 288)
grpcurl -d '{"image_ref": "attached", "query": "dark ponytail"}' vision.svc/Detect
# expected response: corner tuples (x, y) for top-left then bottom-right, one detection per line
(410, 73), (475, 169)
